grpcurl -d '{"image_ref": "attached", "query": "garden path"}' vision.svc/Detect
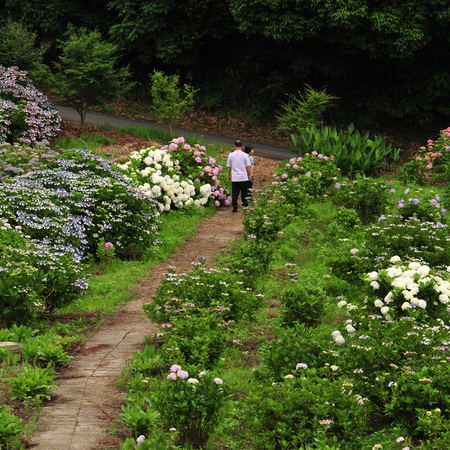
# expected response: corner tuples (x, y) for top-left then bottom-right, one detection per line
(30, 208), (245, 450)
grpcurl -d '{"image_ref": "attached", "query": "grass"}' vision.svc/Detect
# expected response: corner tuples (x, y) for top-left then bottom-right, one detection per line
(57, 206), (214, 315)
(54, 133), (117, 151)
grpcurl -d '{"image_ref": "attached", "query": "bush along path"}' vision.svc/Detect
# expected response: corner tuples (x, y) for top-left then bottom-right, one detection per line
(30, 208), (244, 450)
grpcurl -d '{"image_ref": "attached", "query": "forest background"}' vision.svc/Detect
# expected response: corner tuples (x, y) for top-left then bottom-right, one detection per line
(1, 0), (450, 142)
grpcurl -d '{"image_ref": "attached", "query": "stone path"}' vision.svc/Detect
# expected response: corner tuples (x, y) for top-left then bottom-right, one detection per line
(30, 208), (244, 450)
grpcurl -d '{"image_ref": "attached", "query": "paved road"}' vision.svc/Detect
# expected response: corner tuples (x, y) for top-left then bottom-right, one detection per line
(57, 106), (294, 161)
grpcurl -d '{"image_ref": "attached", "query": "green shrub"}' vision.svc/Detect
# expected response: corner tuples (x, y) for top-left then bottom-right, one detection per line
(277, 84), (336, 134)
(144, 259), (263, 324)
(0, 407), (23, 448)
(9, 365), (57, 401)
(332, 176), (390, 224)
(255, 324), (334, 382)
(0, 222), (87, 325)
(152, 365), (231, 448)
(275, 152), (340, 198)
(279, 285), (326, 327)
(333, 207), (362, 228)
(243, 372), (371, 449)
(157, 312), (226, 368)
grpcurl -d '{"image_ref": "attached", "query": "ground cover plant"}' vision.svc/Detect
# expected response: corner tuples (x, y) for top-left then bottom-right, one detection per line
(118, 125), (449, 449)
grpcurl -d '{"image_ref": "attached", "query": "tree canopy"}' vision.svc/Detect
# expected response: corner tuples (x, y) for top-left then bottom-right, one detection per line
(34, 27), (133, 130)
(3, 0), (450, 128)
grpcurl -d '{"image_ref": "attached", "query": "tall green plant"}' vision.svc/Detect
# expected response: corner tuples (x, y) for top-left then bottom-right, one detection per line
(292, 124), (400, 177)
(277, 84), (336, 134)
(150, 71), (197, 137)
(34, 26), (133, 132)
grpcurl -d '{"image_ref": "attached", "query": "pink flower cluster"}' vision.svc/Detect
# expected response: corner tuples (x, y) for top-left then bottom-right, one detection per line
(167, 364), (189, 380)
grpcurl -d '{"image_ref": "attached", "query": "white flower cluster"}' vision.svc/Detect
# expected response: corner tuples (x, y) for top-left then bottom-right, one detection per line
(332, 330), (346, 345)
(117, 147), (212, 212)
(370, 256), (450, 318)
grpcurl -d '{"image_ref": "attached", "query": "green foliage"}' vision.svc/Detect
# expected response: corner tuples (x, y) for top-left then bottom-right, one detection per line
(8, 365), (57, 401)
(399, 159), (424, 185)
(34, 26), (133, 130)
(0, 20), (47, 71)
(333, 207), (362, 229)
(255, 324), (333, 382)
(0, 142), (62, 181)
(158, 312), (227, 368)
(144, 259), (263, 324)
(292, 124), (400, 177)
(125, 345), (163, 378)
(221, 237), (275, 286)
(152, 366), (231, 448)
(279, 284), (326, 327)
(277, 84), (336, 134)
(108, 0), (234, 66)
(150, 71), (197, 137)
(243, 371), (371, 449)
(0, 65), (61, 144)
(119, 398), (160, 439)
(36, 339), (73, 367)
(0, 407), (23, 448)
(332, 176), (391, 224)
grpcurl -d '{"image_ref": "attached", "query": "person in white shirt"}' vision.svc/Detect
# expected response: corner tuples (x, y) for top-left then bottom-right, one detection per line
(226, 139), (252, 212)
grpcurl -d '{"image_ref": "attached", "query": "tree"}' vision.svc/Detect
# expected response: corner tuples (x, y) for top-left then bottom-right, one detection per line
(277, 85), (337, 134)
(34, 26), (133, 131)
(150, 71), (197, 137)
(227, 0), (435, 59)
(0, 20), (48, 71)
(108, 0), (235, 66)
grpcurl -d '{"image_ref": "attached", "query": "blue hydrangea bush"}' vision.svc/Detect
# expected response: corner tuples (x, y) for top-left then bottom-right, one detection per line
(0, 218), (87, 325)
(0, 149), (161, 260)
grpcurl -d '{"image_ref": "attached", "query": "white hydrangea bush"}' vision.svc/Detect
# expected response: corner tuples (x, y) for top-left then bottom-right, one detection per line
(117, 146), (212, 212)
(116, 137), (231, 212)
(332, 257), (450, 344)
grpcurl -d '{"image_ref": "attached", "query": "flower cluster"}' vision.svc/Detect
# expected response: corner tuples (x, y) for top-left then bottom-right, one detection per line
(0, 149), (160, 259)
(0, 141), (62, 181)
(400, 127), (450, 184)
(0, 65), (61, 144)
(116, 137), (231, 211)
(275, 152), (340, 197)
(364, 257), (450, 321)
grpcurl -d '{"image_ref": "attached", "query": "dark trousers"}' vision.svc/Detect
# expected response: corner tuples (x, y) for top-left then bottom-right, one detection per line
(232, 180), (250, 210)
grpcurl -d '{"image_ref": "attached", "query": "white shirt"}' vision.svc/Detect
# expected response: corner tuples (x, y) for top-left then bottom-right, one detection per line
(227, 150), (251, 182)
